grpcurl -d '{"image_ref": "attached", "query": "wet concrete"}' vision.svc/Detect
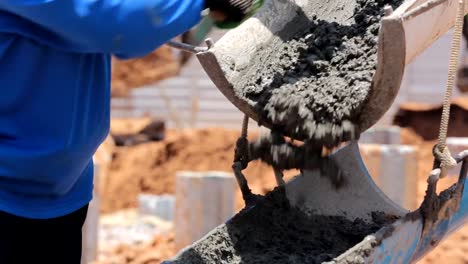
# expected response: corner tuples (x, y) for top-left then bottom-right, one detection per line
(168, 187), (398, 264)
(247, 132), (346, 188)
(234, 0), (403, 147)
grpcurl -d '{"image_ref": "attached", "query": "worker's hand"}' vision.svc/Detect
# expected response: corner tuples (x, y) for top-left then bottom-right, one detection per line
(205, 0), (264, 29)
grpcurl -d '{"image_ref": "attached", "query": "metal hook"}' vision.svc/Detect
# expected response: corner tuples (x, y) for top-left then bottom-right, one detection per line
(166, 39), (211, 53)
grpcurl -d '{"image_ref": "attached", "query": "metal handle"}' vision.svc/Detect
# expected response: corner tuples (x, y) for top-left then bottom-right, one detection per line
(166, 38), (214, 53)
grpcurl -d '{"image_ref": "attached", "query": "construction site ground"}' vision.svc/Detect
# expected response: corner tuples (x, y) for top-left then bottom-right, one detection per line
(92, 117), (468, 264)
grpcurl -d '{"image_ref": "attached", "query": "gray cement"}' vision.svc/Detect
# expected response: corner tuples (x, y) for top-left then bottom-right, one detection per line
(234, 0), (403, 147)
(168, 187), (398, 264)
(247, 132), (346, 188)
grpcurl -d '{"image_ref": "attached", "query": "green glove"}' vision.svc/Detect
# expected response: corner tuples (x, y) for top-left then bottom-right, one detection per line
(205, 0), (264, 29)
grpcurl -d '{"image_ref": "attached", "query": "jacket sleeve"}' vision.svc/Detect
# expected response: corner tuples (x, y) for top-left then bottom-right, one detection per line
(0, 0), (205, 58)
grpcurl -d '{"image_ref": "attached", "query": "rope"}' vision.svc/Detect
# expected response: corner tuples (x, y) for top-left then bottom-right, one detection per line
(436, 0), (465, 176)
(232, 115), (253, 201)
(233, 115), (250, 169)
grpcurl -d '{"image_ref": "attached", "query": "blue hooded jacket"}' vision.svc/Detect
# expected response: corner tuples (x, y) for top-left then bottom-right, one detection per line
(0, 0), (204, 219)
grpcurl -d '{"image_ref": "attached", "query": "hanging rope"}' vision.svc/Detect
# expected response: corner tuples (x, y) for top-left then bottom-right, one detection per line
(435, 0), (465, 176)
(233, 114), (251, 169)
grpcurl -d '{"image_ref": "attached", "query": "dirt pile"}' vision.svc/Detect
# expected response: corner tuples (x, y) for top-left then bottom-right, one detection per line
(420, 231), (468, 264)
(394, 97), (468, 140)
(111, 46), (180, 97)
(236, 0), (403, 146)
(112, 119), (166, 147)
(169, 187), (397, 264)
(110, 117), (156, 135)
(101, 127), (298, 213)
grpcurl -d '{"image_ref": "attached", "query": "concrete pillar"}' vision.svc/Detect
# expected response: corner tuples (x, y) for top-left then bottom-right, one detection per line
(93, 135), (115, 197)
(139, 194), (175, 222)
(447, 137), (468, 176)
(359, 126), (401, 145)
(174, 171), (236, 251)
(359, 144), (418, 210)
(81, 164), (100, 264)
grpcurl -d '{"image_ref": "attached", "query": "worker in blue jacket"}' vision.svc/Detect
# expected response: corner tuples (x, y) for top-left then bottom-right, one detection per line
(0, 0), (261, 262)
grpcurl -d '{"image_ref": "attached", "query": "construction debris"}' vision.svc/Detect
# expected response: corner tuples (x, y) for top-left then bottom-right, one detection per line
(94, 231), (175, 264)
(98, 209), (172, 253)
(112, 119), (166, 147)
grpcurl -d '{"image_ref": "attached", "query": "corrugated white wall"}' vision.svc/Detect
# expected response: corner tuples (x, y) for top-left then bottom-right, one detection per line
(111, 30), (259, 130)
(111, 55), (248, 128)
(111, 30), (464, 129)
(378, 30), (464, 125)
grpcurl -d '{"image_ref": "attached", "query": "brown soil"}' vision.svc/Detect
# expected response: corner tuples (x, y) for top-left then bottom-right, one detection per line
(110, 117), (156, 135)
(111, 47), (180, 97)
(97, 124), (467, 264)
(100, 126), (297, 214)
